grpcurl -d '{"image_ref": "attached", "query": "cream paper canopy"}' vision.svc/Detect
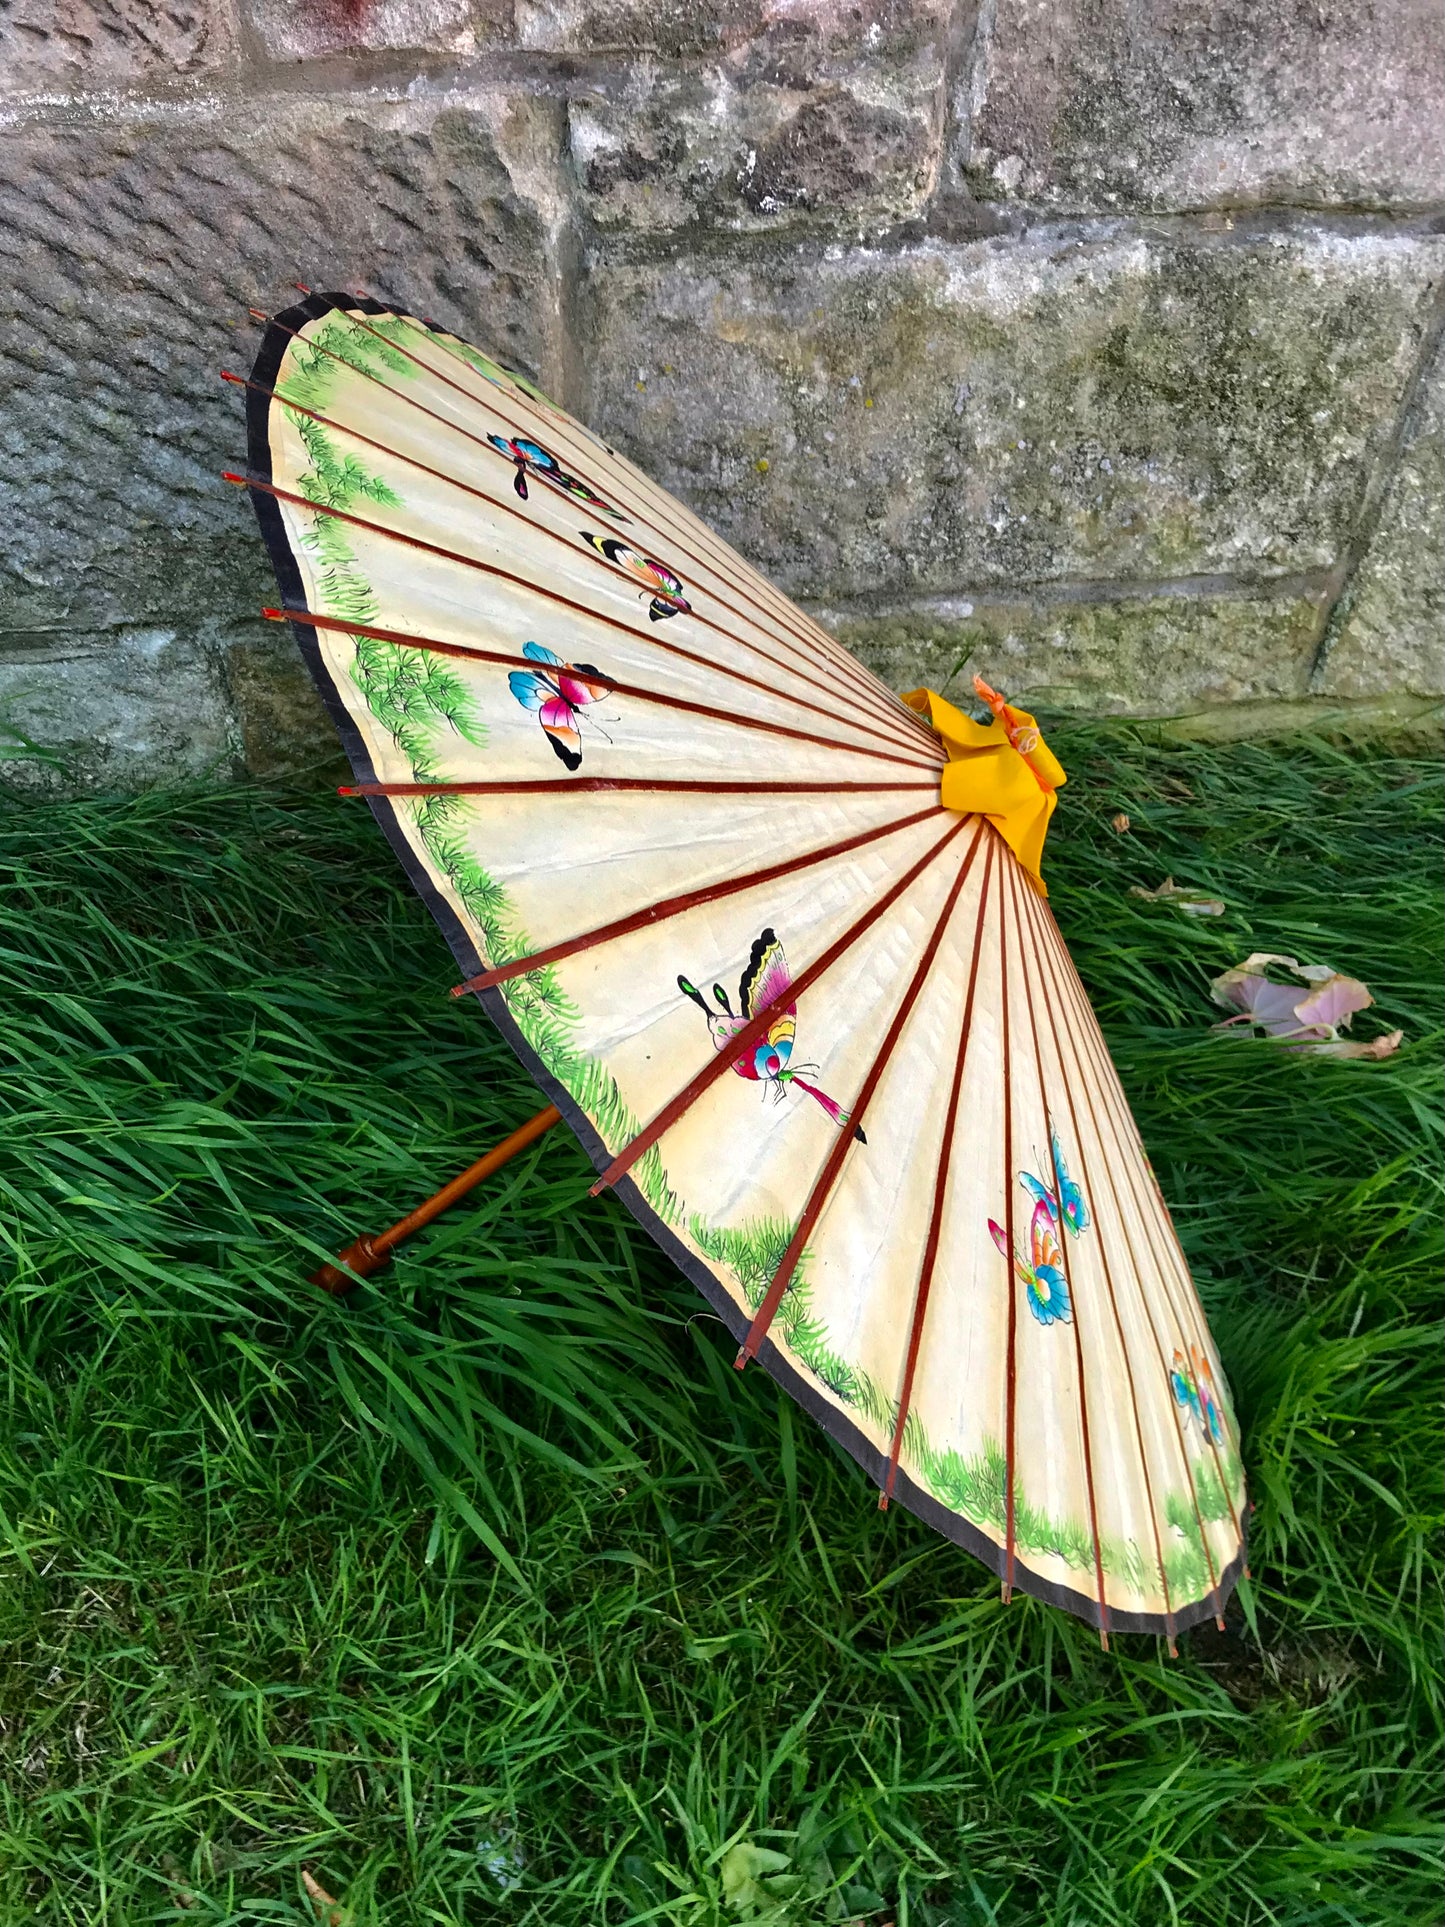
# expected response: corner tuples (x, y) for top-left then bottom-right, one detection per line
(237, 292), (1247, 1643)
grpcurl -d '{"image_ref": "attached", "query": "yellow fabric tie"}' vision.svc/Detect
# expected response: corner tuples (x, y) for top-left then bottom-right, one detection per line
(902, 681), (1067, 892)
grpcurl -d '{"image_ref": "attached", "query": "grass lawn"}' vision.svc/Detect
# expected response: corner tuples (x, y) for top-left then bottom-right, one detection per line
(0, 728), (1439, 1925)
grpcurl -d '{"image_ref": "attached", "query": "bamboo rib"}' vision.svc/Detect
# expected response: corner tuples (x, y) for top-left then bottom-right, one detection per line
(1038, 897), (1242, 1468)
(1014, 882), (1182, 1649)
(453, 804), (946, 997)
(1030, 895), (1245, 1575)
(269, 301), (933, 752)
(403, 303), (924, 721)
(255, 599), (936, 772)
(999, 835), (1019, 1604)
(253, 307), (920, 754)
(737, 822), (987, 1366)
(229, 366), (928, 760)
(1020, 883), (1231, 1626)
(346, 300), (933, 746)
(234, 472), (942, 768)
(1003, 851), (1109, 1646)
(590, 817), (973, 1195)
(344, 778), (937, 798)
(881, 835), (997, 1509)
(1038, 989), (1229, 1635)
(1040, 927), (1236, 1603)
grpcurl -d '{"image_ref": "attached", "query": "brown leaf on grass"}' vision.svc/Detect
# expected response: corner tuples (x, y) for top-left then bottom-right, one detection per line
(302, 1870), (345, 1927)
(1130, 877), (1226, 917)
(1110, 812), (1131, 833)
(1208, 954), (1402, 1057)
(1324, 1028), (1404, 1060)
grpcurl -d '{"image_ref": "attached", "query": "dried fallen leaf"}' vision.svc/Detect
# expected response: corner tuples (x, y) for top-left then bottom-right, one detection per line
(302, 1870), (345, 1927)
(1208, 954), (1401, 1057)
(1324, 1029), (1404, 1060)
(1130, 876), (1226, 917)
(1110, 811), (1131, 833)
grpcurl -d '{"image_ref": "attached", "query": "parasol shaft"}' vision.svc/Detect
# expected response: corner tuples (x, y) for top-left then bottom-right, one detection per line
(309, 1104), (562, 1295)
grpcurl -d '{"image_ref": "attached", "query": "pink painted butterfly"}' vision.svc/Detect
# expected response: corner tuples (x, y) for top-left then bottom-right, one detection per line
(508, 642), (613, 771)
(988, 1125), (1089, 1326)
(678, 928), (864, 1141)
(1171, 1343), (1226, 1444)
(487, 433), (627, 519)
(579, 530), (691, 622)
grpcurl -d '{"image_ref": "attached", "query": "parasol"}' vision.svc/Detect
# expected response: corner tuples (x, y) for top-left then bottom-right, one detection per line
(227, 292), (1247, 1646)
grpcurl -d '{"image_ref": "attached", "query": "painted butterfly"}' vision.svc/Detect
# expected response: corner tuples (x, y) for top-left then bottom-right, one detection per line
(678, 928), (864, 1141)
(1170, 1344), (1226, 1444)
(1021, 1126), (1089, 1236)
(487, 434), (627, 519)
(508, 642), (613, 771)
(989, 1201), (1071, 1326)
(988, 1125), (1089, 1326)
(579, 530), (691, 622)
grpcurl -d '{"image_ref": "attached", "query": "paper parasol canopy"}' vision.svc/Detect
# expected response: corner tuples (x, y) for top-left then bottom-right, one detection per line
(234, 292), (1247, 1644)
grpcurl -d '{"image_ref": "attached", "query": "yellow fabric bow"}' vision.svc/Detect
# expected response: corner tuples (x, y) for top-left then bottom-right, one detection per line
(902, 679), (1067, 892)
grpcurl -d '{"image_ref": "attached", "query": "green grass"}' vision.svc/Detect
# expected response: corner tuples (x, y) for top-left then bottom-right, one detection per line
(0, 729), (1438, 1925)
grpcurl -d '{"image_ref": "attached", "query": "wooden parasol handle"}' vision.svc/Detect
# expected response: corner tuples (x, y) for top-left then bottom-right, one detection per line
(309, 1103), (563, 1295)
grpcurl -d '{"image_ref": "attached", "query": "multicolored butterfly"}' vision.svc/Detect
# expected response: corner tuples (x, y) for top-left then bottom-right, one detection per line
(678, 928), (864, 1142)
(1170, 1344), (1227, 1444)
(1023, 1126), (1089, 1236)
(579, 531), (691, 622)
(988, 1202), (1071, 1326)
(487, 434), (627, 519)
(987, 1125), (1089, 1326)
(508, 642), (613, 771)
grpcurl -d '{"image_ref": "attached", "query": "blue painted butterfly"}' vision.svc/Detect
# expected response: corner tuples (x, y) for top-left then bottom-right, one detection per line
(487, 434), (627, 519)
(508, 642), (614, 771)
(988, 1123), (1089, 1326)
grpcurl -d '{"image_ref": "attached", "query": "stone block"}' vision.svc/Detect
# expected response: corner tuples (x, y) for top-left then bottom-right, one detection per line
(521, 0), (949, 59)
(0, 0), (238, 92)
(823, 583), (1325, 718)
(582, 227), (1445, 598)
(567, 3), (951, 229)
(244, 0), (509, 62)
(0, 628), (233, 791)
(1317, 340), (1445, 701)
(224, 623), (342, 778)
(0, 91), (570, 648)
(962, 0), (1445, 215)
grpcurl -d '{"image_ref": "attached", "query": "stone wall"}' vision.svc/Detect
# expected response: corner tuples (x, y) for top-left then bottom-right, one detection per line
(1, 0), (1441, 788)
